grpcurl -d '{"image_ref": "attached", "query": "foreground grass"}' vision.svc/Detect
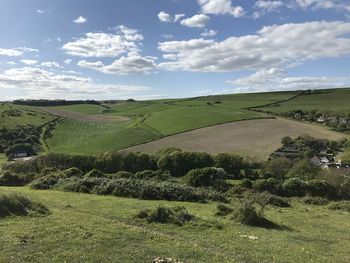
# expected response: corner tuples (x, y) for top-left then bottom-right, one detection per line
(0, 187), (349, 263)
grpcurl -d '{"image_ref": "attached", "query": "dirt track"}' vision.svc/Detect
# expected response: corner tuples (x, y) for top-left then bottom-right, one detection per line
(120, 118), (347, 161)
(39, 107), (130, 122)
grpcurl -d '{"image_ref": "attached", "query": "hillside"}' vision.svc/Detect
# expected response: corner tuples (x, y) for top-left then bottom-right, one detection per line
(1, 187), (349, 263)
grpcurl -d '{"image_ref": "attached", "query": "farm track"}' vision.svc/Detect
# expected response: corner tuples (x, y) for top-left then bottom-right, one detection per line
(39, 107), (130, 122)
(119, 118), (347, 161)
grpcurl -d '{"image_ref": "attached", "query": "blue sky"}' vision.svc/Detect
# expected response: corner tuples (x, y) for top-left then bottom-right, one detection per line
(0, 0), (350, 100)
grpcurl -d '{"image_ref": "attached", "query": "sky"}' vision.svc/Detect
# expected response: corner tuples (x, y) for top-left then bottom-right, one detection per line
(0, 0), (350, 100)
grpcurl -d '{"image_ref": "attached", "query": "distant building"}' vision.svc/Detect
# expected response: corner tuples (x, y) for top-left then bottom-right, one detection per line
(12, 150), (28, 158)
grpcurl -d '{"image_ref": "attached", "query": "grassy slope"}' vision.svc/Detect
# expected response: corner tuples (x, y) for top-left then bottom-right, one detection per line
(0, 187), (349, 263)
(0, 103), (55, 129)
(46, 118), (161, 155)
(46, 92), (296, 155)
(257, 89), (350, 116)
(45, 104), (105, 115)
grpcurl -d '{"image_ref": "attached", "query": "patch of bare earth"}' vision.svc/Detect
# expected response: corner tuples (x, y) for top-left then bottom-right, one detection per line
(39, 107), (129, 122)
(120, 118), (346, 161)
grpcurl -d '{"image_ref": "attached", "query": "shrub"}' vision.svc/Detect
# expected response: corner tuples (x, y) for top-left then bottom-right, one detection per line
(302, 196), (329, 205)
(113, 171), (132, 179)
(265, 158), (293, 180)
(239, 178), (253, 189)
(282, 178), (308, 197)
(185, 167), (227, 188)
(259, 192), (290, 208)
(158, 151), (214, 177)
(62, 167), (83, 178)
(85, 169), (106, 178)
(328, 201), (350, 212)
(136, 206), (194, 226)
(253, 178), (282, 195)
(215, 203), (234, 216)
(0, 171), (26, 186)
(0, 193), (49, 219)
(307, 180), (334, 198)
(133, 170), (169, 181)
(232, 197), (269, 227)
(30, 175), (60, 190)
(214, 153), (245, 178)
(287, 160), (320, 180)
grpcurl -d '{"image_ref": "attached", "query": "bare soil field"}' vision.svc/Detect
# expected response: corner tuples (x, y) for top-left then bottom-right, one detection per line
(120, 118), (347, 161)
(39, 107), (130, 122)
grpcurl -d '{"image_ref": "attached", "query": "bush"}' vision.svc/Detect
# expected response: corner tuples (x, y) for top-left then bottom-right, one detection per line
(113, 171), (133, 179)
(260, 192), (290, 208)
(62, 167), (83, 178)
(287, 160), (320, 180)
(307, 180), (334, 198)
(85, 169), (106, 178)
(0, 193), (49, 219)
(185, 167), (227, 189)
(302, 196), (329, 205)
(0, 171), (26, 186)
(214, 153), (245, 178)
(158, 151), (214, 177)
(328, 201), (350, 212)
(133, 170), (169, 181)
(239, 178), (253, 189)
(282, 178), (308, 197)
(136, 206), (194, 226)
(215, 203), (233, 216)
(253, 178), (282, 195)
(30, 175), (60, 190)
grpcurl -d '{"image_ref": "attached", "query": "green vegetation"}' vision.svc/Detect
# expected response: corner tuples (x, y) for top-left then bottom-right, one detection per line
(0, 187), (349, 262)
(0, 103), (55, 129)
(46, 118), (161, 155)
(45, 104), (105, 115)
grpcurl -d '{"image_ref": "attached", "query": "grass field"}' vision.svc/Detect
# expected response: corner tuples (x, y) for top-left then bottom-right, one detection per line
(0, 154), (7, 167)
(0, 103), (55, 129)
(44, 104), (105, 115)
(46, 118), (161, 155)
(0, 187), (349, 263)
(121, 118), (347, 161)
(256, 89), (350, 116)
(45, 92), (298, 155)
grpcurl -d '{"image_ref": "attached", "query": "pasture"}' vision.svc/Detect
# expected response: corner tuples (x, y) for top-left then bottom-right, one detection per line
(256, 88), (350, 116)
(0, 103), (55, 129)
(121, 118), (347, 161)
(0, 187), (349, 263)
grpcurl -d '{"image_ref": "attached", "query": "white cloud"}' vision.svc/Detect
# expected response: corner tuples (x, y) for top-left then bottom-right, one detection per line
(161, 34), (174, 39)
(174, 14), (185, 22)
(159, 21), (350, 72)
(6, 61), (17, 66)
(228, 68), (350, 93)
(64, 59), (73, 65)
(73, 16), (87, 24)
(197, 0), (245, 17)
(78, 55), (157, 75)
(63, 26), (143, 58)
(201, 29), (218, 37)
(0, 67), (150, 100)
(180, 14), (210, 28)
(20, 59), (38, 65)
(0, 47), (38, 57)
(291, 0), (350, 12)
(65, 26), (156, 75)
(0, 48), (23, 57)
(254, 1), (284, 18)
(41, 61), (62, 68)
(158, 11), (172, 22)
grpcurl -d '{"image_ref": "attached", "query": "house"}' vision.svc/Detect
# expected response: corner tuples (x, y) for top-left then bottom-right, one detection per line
(310, 156), (322, 166)
(12, 150), (28, 158)
(317, 116), (326, 123)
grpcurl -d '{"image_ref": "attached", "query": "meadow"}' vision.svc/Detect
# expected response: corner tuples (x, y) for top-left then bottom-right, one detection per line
(45, 92), (298, 155)
(0, 186), (349, 263)
(256, 88), (350, 116)
(0, 103), (55, 129)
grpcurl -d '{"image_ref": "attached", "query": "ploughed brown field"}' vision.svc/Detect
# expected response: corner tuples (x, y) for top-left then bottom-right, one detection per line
(120, 118), (346, 161)
(39, 107), (130, 122)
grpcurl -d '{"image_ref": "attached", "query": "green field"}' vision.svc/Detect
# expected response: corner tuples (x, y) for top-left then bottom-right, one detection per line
(46, 92), (297, 154)
(45, 104), (105, 115)
(0, 103), (55, 129)
(256, 89), (350, 116)
(46, 118), (161, 155)
(0, 187), (349, 263)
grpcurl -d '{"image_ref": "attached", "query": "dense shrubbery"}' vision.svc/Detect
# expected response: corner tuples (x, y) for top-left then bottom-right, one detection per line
(13, 99), (101, 107)
(136, 206), (194, 225)
(0, 193), (49, 219)
(302, 196), (329, 206)
(328, 201), (350, 212)
(185, 167), (227, 189)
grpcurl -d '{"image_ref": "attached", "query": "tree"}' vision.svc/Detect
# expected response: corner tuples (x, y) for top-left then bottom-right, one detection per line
(214, 153), (245, 178)
(281, 136), (293, 146)
(265, 158), (293, 180)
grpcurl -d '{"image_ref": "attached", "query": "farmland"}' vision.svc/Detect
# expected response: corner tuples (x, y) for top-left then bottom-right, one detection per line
(121, 118), (346, 161)
(0, 187), (349, 263)
(45, 92), (298, 155)
(256, 88), (350, 116)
